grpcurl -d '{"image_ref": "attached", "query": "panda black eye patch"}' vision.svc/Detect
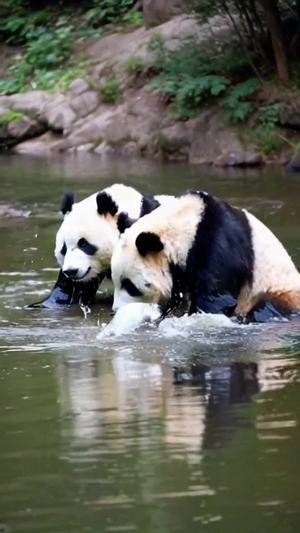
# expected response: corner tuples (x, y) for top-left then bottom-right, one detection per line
(77, 238), (97, 256)
(121, 278), (143, 297)
(60, 243), (67, 256)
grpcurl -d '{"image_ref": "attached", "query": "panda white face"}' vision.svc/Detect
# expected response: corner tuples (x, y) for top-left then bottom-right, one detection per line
(111, 232), (173, 312)
(111, 194), (204, 312)
(55, 193), (119, 282)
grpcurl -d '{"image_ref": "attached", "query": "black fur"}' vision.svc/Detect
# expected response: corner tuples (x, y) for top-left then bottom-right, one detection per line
(136, 232), (164, 257)
(96, 191), (118, 216)
(77, 237), (97, 256)
(169, 191), (254, 316)
(60, 242), (67, 256)
(121, 278), (143, 297)
(117, 212), (136, 234)
(61, 192), (74, 215)
(140, 195), (160, 217)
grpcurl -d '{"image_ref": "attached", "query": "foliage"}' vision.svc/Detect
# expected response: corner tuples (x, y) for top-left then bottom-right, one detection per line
(0, 24), (73, 94)
(254, 102), (282, 156)
(84, 0), (136, 27)
(98, 76), (122, 103)
(148, 39), (259, 119)
(0, 111), (24, 125)
(123, 56), (145, 75)
(222, 78), (260, 123)
(257, 102), (281, 127)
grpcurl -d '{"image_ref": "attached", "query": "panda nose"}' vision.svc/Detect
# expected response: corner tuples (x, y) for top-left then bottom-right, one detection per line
(63, 268), (79, 279)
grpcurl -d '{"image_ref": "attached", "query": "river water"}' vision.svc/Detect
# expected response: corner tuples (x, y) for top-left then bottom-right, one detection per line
(1, 153), (300, 533)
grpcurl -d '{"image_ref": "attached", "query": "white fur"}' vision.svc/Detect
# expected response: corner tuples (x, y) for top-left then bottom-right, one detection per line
(112, 193), (300, 315)
(112, 195), (203, 310)
(55, 184), (144, 282)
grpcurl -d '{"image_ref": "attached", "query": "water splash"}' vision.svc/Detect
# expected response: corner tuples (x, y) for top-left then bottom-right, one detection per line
(97, 303), (161, 339)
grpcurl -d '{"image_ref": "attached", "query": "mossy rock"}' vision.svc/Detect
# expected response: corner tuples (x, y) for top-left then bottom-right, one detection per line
(0, 111), (25, 125)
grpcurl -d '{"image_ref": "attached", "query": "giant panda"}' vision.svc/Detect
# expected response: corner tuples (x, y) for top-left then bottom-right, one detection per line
(31, 184), (173, 308)
(111, 190), (300, 321)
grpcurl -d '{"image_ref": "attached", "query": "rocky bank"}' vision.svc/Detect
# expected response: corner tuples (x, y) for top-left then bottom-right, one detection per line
(0, 8), (297, 167)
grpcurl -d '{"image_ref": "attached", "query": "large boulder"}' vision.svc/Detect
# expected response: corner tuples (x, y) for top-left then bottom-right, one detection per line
(13, 132), (65, 155)
(69, 90), (100, 119)
(143, 0), (191, 27)
(40, 94), (77, 132)
(159, 109), (263, 166)
(0, 91), (49, 116)
(279, 104), (300, 129)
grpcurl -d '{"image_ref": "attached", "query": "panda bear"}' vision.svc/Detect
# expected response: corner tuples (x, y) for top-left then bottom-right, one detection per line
(111, 190), (300, 321)
(31, 184), (172, 308)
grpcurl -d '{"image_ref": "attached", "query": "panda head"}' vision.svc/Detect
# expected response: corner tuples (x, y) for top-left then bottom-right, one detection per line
(55, 184), (144, 283)
(111, 194), (203, 311)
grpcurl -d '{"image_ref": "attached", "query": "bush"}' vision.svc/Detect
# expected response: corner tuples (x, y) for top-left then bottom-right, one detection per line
(99, 76), (122, 103)
(84, 0), (136, 27)
(0, 24), (73, 94)
(148, 36), (259, 122)
(123, 56), (145, 75)
(254, 102), (282, 156)
(222, 78), (260, 123)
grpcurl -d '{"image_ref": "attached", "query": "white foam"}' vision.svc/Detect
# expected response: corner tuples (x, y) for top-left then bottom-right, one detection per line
(158, 312), (234, 338)
(97, 302), (161, 339)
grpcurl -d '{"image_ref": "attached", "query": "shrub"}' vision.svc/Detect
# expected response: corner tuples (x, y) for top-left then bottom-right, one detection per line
(222, 78), (260, 123)
(123, 56), (145, 75)
(148, 39), (234, 118)
(99, 76), (122, 103)
(84, 0), (136, 27)
(0, 24), (73, 94)
(254, 102), (282, 156)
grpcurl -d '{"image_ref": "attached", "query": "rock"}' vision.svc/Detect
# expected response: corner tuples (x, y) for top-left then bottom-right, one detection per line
(94, 141), (111, 155)
(75, 143), (94, 152)
(70, 90), (100, 118)
(159, 122), (192, 160)
(214, 150), (263, 167)
(68, 78), (90, 95)
(88, 15), (232, 82)
(65, 107), (128, 148)
(279, 105), (300, 129)
(143, 0), (191, 27)
(7, 117), (45, 140)
(41, 94), (77, 132)
(286, 151), (300, 172)
(13, 132), (65, 155)
(0, 91), (49, 116)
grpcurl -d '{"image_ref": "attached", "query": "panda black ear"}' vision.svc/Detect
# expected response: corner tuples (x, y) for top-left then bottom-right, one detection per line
(117, 212), (136, 234)
(61, 192), (74, 215)
(96, 191), (118, 216)
(135, 232), (164, 257)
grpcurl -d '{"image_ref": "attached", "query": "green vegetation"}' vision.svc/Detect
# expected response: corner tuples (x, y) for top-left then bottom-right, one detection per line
(124, 56), (145, 75)
(98, 76), (122, 103)
(0, 0), (300, 157)
(148, 39), (258, 120)
(255, 102), (282, 155)
(0, 111), (24, 125)
(0, 0), (142, 95)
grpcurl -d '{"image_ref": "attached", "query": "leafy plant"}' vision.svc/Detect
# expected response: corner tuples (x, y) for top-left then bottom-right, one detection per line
(257, 102), (281, 127)
(0, 111), (24, 125)
(124, 56), (145, 75)
(0, 24), (73, 94)
(99, 76), (122, 103)
(84, 0), (135, 27)
(254, 102), (282, 156)
(222, 78), (260, 123)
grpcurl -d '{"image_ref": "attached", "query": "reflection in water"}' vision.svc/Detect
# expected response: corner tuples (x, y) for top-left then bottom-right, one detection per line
(1, 155), (300, 532)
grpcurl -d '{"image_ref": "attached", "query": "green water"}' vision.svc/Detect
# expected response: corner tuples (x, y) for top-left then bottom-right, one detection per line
(1, 153), (300, 533)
